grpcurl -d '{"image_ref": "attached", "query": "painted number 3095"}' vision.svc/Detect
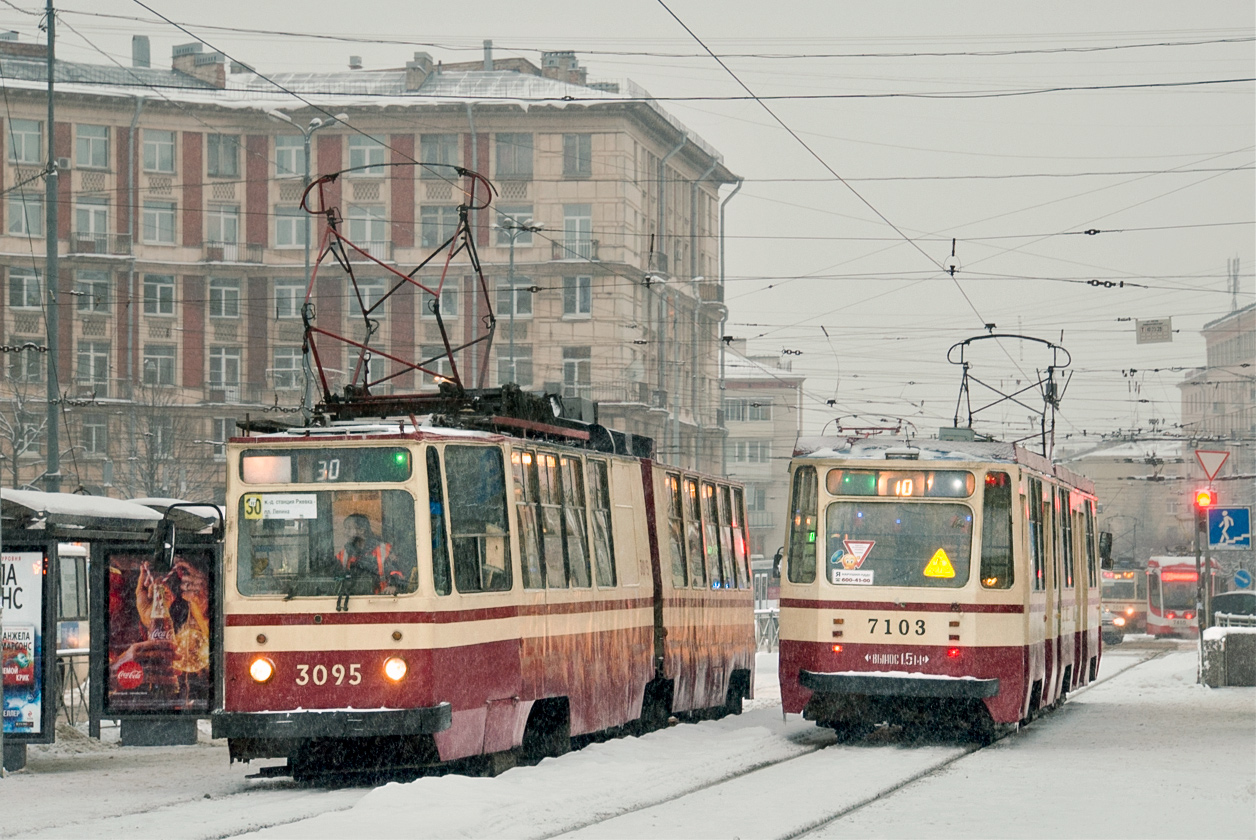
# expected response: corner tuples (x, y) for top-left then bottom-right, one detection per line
(295, 663), (362, 686)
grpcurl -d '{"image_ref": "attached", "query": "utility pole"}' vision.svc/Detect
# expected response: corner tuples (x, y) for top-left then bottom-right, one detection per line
(43, 0), (60, 493)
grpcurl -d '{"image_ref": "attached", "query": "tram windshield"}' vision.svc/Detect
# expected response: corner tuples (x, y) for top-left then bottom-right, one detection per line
(236, 488), (417, 597)
(1102, 575), (1141, 602)
(824, 501), (972, 588)
(1159, 578), (1196, 611)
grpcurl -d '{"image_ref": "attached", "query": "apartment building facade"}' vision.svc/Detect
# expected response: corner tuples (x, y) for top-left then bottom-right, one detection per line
(0, 39), (737, 497)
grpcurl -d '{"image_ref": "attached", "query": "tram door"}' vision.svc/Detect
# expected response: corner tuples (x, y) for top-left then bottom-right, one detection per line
(1043, 481), (1062, 705)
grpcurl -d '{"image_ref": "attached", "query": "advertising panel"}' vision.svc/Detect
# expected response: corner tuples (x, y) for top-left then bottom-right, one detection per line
(2, 549), (51, 740)
(103, 547), (214, 715)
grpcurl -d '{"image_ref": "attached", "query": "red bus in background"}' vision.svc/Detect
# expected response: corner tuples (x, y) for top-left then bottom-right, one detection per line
(1145, 557), (1217, 638)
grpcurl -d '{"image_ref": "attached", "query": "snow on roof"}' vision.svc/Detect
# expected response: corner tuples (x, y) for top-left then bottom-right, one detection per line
(1065, 440), (1187, 461)
(1, 488), (162, 522)
(793, 436), (1020, 463)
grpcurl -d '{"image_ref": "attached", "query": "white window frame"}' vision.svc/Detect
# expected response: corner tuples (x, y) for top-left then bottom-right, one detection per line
(272, 346), (302, 389)
(76, 341), (110, 386)
(274, 278), (306, 319)
(9, 267), (41, 309)
(348, 134), (386, 176)
(7, 191), (43, 237)
(495, 133), (533, 179)
(497, 343), (533, 388)
(562, 204), (593, 259)
(420, 284), (460, 319)
(495, 204), (535, 246)
(420, 205), (459, 249)
(419, 344), (452, 385)
(76, 124), (109, 169)
(274, 135), (305, 178)
(74, 198), (108, 239)
(563, 133), (592, 178)
(81, 414), (109, 455)
(347, 204), (387, 244)
(206, 134), (240, 178)
(356, 277), (388, 318)
(562, 275), (592, 318)
(142, 201), (176, 244)
(562, 346), (592, 401)
(142, 344), (176, 386)
(75, 270), (110, 314)
(7, 119), (41, 164)
(142, 129), (175, 173)
(209, 346), (242, 387)
(274, 205), (306, 248)
(207, 204), (240, 245)
(209, 277), (241, 319)
(496, 275), (533, 318)
(211, 417), (234, 461)
(419, 133), (459, 178)
(143, 274), (175, 316)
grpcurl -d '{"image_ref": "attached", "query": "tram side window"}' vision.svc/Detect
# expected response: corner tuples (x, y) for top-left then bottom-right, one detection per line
(684, 478), (706, 587)
(718, 485), (740, 588)
(1059, 488), (1074, 589)
(1084, 500), (1098, 588)
(428, 448), (452, 596)
(665, 473), (688, 588)
(732, 486), (749, 589)
(535, 453), (567, 588)
(980, 471), (1014, 589)
(562, 456), (592, 588)
(702, 483), (727, 588)
(1027, 477), (1045, 591)
(787, 466), (818, 584)
(512, 449), (545, 589)
(588, 459), (616, 587)
(445, 446), (513, 593)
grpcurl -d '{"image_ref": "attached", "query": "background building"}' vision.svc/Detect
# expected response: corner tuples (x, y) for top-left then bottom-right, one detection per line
(0, 38), (738, 498)
(723, 341), (804, 560)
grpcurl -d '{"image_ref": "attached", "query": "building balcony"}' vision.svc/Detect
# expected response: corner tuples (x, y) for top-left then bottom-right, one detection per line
(203, 241), (263, 263)
(748, 510), (775, 529)
(552, 238), (598, 261)
(68, 231), (132, 256)
(204, 383), (264, 404)
(590, 379), (654, 406)
(349, 240), (394, 262)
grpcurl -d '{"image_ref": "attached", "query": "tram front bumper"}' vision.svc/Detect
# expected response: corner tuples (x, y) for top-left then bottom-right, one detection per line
(800, 670), (1000, 699)
(212, 701), (452, 741)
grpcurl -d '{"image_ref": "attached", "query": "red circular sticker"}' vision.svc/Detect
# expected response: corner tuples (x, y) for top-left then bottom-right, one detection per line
(117, 660), (144, 690)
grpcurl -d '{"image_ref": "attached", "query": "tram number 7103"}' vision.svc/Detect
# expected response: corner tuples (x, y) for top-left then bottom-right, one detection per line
(868, 618), (926, 636)
(295, 663), (362, 686)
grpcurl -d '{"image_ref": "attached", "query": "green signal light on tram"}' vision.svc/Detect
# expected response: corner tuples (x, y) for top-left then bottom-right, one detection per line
(808, 531), (816, 544)
(393, 451), (408, 466)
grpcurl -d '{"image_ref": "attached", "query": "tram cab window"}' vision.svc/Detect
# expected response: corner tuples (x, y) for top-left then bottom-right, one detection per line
(684, 478), (706, 587)
(428, 448), (452, 596)
(588, 459), (616, 587)
(236, 488), (417, 598)
(731, 486), (749, 589)
(1084, 500), (1098, 588)
(445, 445), (513, 593)
(786, 466), (818, 584)
(824, 501), (972, 588)
(665, 473), (688, 588)
(979, 471), (1014, 589)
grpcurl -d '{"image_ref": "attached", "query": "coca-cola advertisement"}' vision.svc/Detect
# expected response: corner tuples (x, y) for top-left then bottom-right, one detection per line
(105, 550), (213, 714)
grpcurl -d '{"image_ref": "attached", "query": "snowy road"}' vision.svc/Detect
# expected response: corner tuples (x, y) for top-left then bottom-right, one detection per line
(3, 640), (1253, 840)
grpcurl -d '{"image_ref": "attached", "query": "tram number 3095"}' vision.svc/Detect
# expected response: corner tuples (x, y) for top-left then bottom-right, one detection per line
(868, 618), (926, 636)
(295, 663), (362, 686)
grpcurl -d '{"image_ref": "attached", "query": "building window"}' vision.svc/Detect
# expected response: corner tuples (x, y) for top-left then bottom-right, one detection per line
(272, 346), (302, 388)
(562, 347), (591, 401)
(9, 267), (41, 309)
(150, 416), (175, 459)
(347, 204), (387, 244)
(348, 134), (386, 176)
(562, 204), (593, 260)
(142, 344), (176, 386)
(211, 417), (234, 460)
(496, 275), (533, 318)
(746, 484), (768, 511)
(495, 133), (533, 179)
(725, 398), (773, 422)
(562, 133), (592, 178)
(75, 270), (110, 314)
(420, 284), (459, 318)
(77, 341), (109, 388)
(76, 124), (109, 169)
(143, 274), (175, 316)
(207, 204), (240, 245)
(206, 134), (240, 178)
(8, 350), (43, 383)
(420, 205), (459, 249)
(274, 135), (305, 178)
(420, 344), (452, 385)
(82, 414), (109, 455)
(497, 344), (532, 387)
(142, 201), (176, 244)
(142, 129), (175, 173)
(274, 278), (305, 319)
(419, 133), (459, 178)
(495, 204), (535, 246)
(563, 276), (592, 317)
(74, 198), (108, 242)
(7, 192), (42, 237)
(209, 346), (241, 387)
(209, 278), (240, 318)
(7, 119), (41, 164)
(727, 439), (770, 463)
(274, 205), (306, 247)
(356, 277), (388, 317)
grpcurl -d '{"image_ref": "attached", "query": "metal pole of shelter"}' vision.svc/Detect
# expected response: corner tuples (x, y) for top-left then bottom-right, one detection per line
(43, 0), (60, 493)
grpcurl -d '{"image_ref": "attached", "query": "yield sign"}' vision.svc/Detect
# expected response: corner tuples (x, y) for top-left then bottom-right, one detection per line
(842, 539), (875, 568)
(1195, 450), (1230, 481)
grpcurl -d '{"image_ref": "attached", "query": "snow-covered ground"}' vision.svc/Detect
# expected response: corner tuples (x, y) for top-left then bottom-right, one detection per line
(3, 643), (1253, 840)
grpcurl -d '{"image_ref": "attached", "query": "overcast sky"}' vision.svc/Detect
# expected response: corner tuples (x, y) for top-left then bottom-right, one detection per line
(4, 0), (1252, 446)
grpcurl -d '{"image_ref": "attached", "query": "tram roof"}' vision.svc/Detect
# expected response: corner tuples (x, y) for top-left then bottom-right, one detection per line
(792, 436), (1094, 493)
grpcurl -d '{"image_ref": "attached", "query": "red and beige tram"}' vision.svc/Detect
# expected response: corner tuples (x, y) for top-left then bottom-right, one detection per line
(1101, 565), (1147, 633)
(778, 438), (1103, 741)
(211, 401), (755, 779)
(1145, 556), (1216, 638)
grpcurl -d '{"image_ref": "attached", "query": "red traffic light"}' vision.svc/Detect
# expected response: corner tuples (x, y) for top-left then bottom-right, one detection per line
(1194, 488), (1215, 508)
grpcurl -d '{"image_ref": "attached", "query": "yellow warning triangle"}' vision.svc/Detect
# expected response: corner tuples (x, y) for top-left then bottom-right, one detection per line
(923, 548), (956, 578)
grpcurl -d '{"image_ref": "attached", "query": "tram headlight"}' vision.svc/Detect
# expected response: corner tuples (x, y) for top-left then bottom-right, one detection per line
(383, 656), (408, 682)
(249, 657), (275, 683)
(1112, 616), (1126, 627)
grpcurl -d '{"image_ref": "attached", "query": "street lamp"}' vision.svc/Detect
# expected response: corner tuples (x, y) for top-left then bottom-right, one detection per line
(494, 217), (543, 385)
(268, 110), (347, 413)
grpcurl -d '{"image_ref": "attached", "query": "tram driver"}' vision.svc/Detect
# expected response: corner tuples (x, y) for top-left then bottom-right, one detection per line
(337, 512), (412, 595)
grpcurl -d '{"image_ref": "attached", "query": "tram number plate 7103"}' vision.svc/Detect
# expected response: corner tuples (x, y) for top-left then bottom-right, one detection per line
(868, 618), (926, 636)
